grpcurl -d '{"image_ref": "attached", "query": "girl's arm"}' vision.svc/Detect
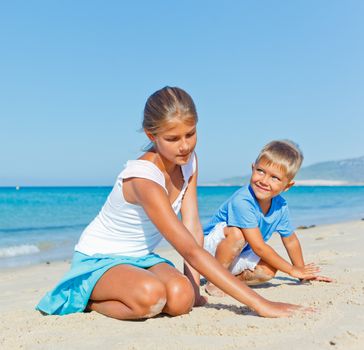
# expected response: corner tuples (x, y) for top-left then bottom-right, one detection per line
(180, 159), (207, 306)
(243, 228), (319, 279)
(130, 177), (304, 317)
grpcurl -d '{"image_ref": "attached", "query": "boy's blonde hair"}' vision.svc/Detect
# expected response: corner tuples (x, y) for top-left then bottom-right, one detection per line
(255, 140), (304, 180)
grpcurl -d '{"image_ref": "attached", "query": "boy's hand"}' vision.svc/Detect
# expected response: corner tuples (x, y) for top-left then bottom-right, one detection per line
(302, 275), (334, 283)
(289, 263), (320, 280)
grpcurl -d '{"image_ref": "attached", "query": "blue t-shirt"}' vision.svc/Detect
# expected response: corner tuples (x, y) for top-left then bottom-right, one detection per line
(203, 185), (294, 253)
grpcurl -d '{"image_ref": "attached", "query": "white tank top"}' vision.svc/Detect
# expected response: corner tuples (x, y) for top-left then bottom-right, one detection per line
(75, 153), (196, 257)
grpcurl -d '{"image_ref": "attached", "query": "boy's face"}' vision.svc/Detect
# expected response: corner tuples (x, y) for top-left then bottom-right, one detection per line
(250, 159), (294, 203)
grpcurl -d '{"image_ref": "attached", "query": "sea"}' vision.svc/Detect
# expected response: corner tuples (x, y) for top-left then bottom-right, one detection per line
(1, 186), (364, 268)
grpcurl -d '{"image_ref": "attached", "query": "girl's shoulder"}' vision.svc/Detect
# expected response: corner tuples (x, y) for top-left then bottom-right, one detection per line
(119, 159), (166, 189)
(119, 151), (196, 187)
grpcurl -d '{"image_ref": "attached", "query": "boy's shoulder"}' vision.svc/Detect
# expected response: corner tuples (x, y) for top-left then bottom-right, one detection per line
(231, 184), (252, 198)
(273, 193), (288, 207)
(229, 185), (258, 208)
(270, 194), (290, 219)
(230, 185), (288, 211)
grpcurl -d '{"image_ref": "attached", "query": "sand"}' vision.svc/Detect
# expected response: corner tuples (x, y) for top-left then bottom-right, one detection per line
(1, 220), (364, 350)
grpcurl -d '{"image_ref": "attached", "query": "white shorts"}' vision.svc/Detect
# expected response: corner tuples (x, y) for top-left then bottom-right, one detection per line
(204, 222), (260, 275)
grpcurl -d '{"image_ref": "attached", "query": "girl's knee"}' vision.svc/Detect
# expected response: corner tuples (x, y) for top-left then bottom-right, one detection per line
(165, 275), (195, 316)
(133, 279), (167, 318)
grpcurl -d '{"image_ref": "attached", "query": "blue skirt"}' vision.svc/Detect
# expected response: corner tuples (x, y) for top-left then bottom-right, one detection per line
(36, 251), (174, 316)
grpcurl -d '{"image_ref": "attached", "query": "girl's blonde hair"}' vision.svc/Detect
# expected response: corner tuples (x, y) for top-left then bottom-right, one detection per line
(256, 140), (304, 180)
(143, 86), (198, 135)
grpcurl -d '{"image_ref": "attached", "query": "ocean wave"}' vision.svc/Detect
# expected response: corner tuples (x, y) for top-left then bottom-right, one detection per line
(0, 223), (85, 234)
(0, 244), (40, 258)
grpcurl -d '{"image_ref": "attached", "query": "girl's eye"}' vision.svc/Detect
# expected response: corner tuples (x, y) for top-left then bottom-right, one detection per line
(186, 130), (196, 138)
(165, 137), (178, 142)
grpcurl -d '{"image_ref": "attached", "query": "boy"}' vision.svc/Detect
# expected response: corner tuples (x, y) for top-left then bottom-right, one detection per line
(203, 140), (332, 296)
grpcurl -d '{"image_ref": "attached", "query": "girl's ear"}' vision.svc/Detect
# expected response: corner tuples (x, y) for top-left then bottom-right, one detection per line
(144, 129), (155, 142)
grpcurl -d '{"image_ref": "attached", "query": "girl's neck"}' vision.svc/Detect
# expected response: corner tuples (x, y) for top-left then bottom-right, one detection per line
(140, 149), (178, 176)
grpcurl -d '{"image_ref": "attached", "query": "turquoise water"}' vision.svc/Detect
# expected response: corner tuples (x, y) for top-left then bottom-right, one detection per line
(1, 186), (363, 268)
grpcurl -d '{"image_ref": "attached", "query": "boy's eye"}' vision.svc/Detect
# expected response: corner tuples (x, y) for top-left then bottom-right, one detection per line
(272, 176), (281, 182)
(256, 169), (264, 174)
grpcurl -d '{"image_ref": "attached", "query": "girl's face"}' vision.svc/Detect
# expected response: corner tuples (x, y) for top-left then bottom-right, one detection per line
(146, 118), (197, 167)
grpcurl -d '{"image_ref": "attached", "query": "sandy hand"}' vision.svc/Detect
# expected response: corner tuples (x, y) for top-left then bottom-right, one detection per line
(289, 263), (320, 280)
(303, 275), (334, 283)
(255, 300), (314, 318)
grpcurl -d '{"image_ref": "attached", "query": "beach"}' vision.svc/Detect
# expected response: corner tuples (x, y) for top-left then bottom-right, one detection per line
(1, 219), (364, 350)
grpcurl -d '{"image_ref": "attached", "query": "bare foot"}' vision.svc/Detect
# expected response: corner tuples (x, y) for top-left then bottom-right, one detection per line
(194, 294), (208, 307)
(205, 282), (226, 297)
(235, 267), (274, 286)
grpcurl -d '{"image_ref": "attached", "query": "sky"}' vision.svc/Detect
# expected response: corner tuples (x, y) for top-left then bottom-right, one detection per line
(1, 0), (364, 186)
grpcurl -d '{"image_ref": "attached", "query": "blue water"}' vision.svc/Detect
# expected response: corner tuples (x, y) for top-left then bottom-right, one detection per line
(1, 186), (364, 268)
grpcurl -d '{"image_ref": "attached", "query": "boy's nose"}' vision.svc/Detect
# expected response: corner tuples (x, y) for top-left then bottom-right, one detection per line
(260, 175), (269, 186)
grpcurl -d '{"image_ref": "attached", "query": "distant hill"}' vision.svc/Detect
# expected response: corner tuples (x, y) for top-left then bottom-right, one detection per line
(204, 156), (364, 186)
(295, 156), (364, 184)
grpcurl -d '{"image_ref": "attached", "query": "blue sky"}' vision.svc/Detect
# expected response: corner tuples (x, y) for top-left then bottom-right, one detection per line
(1, 0), (363, 186)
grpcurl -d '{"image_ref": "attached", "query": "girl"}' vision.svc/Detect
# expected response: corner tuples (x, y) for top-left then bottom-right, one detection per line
(37, 86), (302, 319)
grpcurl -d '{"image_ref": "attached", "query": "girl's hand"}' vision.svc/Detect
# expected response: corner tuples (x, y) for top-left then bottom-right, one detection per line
(256, 300), (314, 318)
(194, 294), (208, 307)
(289, 263), (320, 280)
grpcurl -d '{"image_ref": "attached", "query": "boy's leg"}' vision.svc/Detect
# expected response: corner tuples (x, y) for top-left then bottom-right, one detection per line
(215, 226), (246, 268)
(235, 260), (277, 286)
(205, 226), (245, 296)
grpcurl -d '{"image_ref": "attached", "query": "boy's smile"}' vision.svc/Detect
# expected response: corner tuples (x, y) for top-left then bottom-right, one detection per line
(250, 159), (294, 208)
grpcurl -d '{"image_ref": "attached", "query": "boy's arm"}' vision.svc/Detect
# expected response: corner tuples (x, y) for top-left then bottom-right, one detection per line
(282, 233), (334, 283)
(281, 233), (304, 267)
(242, 227), (319, 279)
